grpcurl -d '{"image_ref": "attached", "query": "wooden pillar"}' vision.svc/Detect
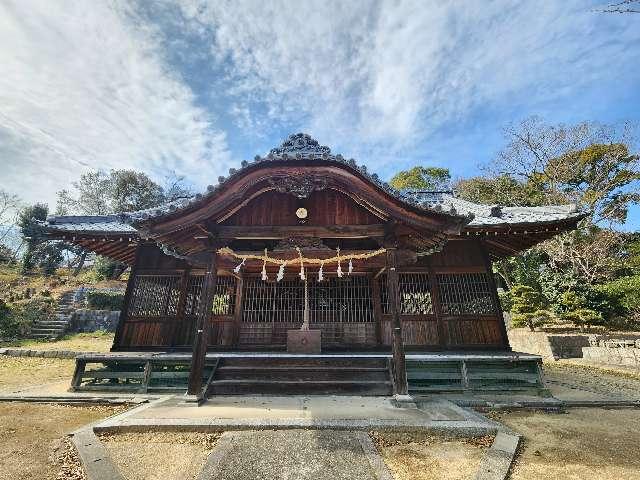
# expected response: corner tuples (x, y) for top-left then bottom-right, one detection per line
(232, 275), (244, 347)
(187, 251), (218, 397)
(386, 248), (408, 395)
(112, 243), (142, 351)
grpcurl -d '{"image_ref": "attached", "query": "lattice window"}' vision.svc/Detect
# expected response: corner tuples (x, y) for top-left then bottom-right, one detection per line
(242, 276), (374, 324)
(310, 276), (374, 323)
(437, 273), (495, 315)
(212, 276), (236, 315)
(127, 275), (181, 317)
(380, 273), (433, 315)
(184, 274), (236, 316)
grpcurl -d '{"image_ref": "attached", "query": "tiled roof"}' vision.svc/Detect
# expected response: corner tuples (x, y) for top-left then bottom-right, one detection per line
(407, 191), (583, 226)
(44, 133), (583, 234)
(44, 215), (137, 234)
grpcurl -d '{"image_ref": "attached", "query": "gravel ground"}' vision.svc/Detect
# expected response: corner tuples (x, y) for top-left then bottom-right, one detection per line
(203, 429), (377, 480)
(543, 362), (640, 400)
(371, 432), (490, 480)
(99, 431), (220, 480)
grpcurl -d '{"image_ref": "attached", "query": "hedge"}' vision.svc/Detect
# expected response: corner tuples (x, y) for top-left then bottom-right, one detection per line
(86, 291), (124, 311)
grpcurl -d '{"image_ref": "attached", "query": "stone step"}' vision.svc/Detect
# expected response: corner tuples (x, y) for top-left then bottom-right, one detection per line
(30, 328), (66, 334)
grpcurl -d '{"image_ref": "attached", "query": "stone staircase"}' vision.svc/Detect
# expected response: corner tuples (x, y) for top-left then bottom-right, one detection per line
(29, 290), (77, 340)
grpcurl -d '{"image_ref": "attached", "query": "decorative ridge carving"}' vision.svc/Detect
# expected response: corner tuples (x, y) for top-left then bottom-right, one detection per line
(268, 175), (328, 199)
(269, 133), (331, 156)
(273, 237), (330, 251)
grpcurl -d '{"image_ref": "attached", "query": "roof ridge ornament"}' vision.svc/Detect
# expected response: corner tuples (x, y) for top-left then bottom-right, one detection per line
(269, 133), (332, 156)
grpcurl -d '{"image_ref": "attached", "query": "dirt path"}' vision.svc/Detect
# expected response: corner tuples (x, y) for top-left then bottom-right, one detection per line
(0, 402), (127, 480)
(371, 432), (489, 480)
(99, 432), (219, 480)
(494, 408), (640, 480)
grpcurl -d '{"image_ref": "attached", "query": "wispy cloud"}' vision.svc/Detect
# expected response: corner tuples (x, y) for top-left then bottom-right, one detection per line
(177, 0), (640, 160)
(0, 0), (232, 207)
(0, 0), (638, 217)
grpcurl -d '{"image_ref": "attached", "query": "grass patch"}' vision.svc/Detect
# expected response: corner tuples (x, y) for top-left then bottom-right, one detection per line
(1, 331), (114, 352)
(0, 356), (76, 392)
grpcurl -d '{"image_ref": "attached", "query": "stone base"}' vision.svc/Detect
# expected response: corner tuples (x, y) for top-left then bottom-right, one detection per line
(393, 394), (418, 409)
(287, 329), (321, 353)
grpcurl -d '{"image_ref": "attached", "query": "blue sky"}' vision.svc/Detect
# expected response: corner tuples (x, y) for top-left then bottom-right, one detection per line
(0, 0), (639, 229)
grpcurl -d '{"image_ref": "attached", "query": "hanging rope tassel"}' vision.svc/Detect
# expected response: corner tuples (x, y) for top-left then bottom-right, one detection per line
(296, 246), (305, 280)
(348, 258), (353, 275)
(336, 247), (343, 278)
(233, 258), (246, 274)
(318, 261), (324, 281)
(261, 248), (268, 281)
(276, 263), (285, 282)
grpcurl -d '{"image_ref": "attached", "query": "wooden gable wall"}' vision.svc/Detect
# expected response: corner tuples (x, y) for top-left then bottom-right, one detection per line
(221, 189), (382, 227)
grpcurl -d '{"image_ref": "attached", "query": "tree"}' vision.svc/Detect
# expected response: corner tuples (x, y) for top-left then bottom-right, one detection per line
(57, 169), (192, 276)
(491, 118), (639, 226)
(0, 190), (22, 261)
(17, 204), (63, 275)
(486, 118), (640, 285)
(509, 285), (555, 331)
(57, 169), (192, 215)
(389, 167), (451, 191)
(454, 175), (544, 207)
(596, 1), (640, 13)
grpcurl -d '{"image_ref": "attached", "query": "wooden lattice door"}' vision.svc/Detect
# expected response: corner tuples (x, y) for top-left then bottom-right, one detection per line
(239, 276), (377, 348)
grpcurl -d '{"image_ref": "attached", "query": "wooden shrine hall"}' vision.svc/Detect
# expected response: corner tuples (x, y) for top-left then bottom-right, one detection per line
(45, 133), (583, 400)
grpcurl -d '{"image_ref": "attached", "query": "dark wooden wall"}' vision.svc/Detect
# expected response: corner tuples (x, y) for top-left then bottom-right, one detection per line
(112, 239), (509, 352)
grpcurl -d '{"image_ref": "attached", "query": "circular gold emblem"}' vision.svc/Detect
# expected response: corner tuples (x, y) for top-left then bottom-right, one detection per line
(295, 207), (308, 219)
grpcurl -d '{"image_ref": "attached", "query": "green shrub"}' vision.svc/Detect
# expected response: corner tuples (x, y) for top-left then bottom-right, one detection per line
(0, 297), (55, 338)
(562, 307), (603, 329)
(93, 256), (125, 280)
(509, 285), (555, 331)
(86, 291), (124, 310)
(498, 289), (513, 312)
(558, 287), (626, 330)
(599, 275), (640, 315)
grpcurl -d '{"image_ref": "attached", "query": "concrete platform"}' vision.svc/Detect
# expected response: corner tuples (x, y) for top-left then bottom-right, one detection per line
(93, 395), (505, 436)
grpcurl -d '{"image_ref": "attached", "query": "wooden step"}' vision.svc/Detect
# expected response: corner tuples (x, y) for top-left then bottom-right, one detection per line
(215, 366), (389, 382)
(207, 379), (392, 396)
(219, 357), (387, 369)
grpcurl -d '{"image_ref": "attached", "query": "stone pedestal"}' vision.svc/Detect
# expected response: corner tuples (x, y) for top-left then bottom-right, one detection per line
(287, 329), (321, 353)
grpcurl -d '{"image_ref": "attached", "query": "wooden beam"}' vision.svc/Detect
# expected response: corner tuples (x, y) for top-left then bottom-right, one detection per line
(214, 224), (386, 239)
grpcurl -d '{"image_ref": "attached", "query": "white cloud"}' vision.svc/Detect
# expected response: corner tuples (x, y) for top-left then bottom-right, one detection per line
(0, 0), (232, 209)
(178, 0), (640, 161)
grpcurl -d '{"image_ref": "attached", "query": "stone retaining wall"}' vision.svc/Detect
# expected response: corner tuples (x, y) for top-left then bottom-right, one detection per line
(69, 309), (121, 333)
(0, 347), (96, 359)
(582, 346), (640, 368)
(507, 329), (590, 360)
